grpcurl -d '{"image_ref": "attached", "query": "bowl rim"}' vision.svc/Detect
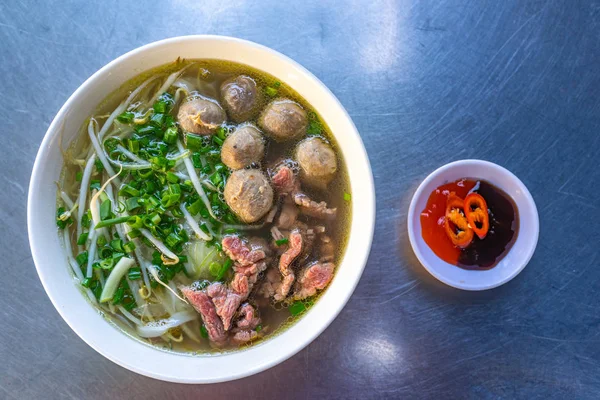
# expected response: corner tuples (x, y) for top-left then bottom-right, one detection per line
(27, 35), (375, 383)
(407, 159), (539, 291)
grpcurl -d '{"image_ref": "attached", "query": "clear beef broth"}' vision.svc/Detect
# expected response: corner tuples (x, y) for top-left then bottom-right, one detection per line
(59, 59), (351, 354)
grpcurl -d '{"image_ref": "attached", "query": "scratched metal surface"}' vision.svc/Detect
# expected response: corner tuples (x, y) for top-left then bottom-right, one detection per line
(1, 0), (599, 398)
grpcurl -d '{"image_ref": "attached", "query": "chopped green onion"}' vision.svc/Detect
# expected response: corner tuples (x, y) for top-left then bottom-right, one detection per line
(94, 216), (132, 229)
(125, 197), (142, 211)
(273, 81), (281, 88)
(255, 324), (262, 332)
(119, 184), (140, 197)
(56, 207), (73, 229)
(94, 159), (104, 173)
(127, 215), (143, 229)
(123, 241), (136, 253)
(289, 301), (306, 316)
(75, 171), (83, 182)
(344, 192), (351, 202)
(75, 251), (88, 266)
(117, 111), (135, 123)
(216, 258), (233, 281)
(275, 238), (289, 246)
(98, 247), (113, 259)
(166, 172), (179, 183)
(200, 325), (208, 339)
(90, 179), (101, 191)
(128, 267), (141, 280)
(81, 277), (93, 288)
(150, 112), (164, 127)
(209, 261), (221, 278)
(212, 136), (224, 146)
(165, 232), (183, 248)
(81, 210), (92, 228)
(127, 229), (141, 239)
(265, 86), (278, 97)
(96, 235), (107, 247)
(99, 258), (114, 270)
(216, 126), (227, 140)
(223, 228), (238, 235)
(77, 233), (89, 246)
(99, 199), (112, 220)
(110, 239), (124, 252)
(163, 126), (178, 144)
(186, 133), (204, 151)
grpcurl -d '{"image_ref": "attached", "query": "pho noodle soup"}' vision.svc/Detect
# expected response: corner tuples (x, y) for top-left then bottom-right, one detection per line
(56, 59), (351, 353)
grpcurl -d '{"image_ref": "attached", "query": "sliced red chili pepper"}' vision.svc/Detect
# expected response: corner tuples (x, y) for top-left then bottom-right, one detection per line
(444, 193), (474, 248)
(464, 193), (489, 239)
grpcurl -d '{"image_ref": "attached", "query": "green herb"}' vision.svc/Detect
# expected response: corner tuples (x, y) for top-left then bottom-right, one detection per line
(275, 238), (289, 246)
(123, 241), (136, 253)
(94, 216), (132, 229)
(344, 192), (351, 202)
(265, 86), (278, 97)
(255, 324), (262, 332)
(128, 267), (141, 280)
(186, 133), (204, 151)
(117, 111), (135, 123)
(215, 259), (233, 281)
(75, 251), (88, 266)
(200, 325), (208, 339)
(81, 210), (92, 228)
(99, 199), (112, 220)
(94, 159), (104, 173)
(289, 301), (307, 316)
(90, 179), (101, 191)
(75, 171), (83, 182)
(77, 233), (89, 246)
(56, 207), (73, 229)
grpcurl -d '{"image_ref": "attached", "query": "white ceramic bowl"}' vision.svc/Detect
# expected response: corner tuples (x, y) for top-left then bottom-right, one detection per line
(407, 160), (538, 291)
(27, 36), (375, 383)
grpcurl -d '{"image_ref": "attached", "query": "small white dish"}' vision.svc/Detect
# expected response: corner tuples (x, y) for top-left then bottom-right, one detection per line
(27, 36), (375, 383)
(407, 159), (539, 291)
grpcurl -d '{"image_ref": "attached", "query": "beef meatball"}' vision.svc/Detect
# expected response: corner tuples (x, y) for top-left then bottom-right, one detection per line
(258, 99), (308, 142)
(295, 137), (337, 189)
(221, 125), (265, 170)
(224, 169), (274, 223)
(220, 75), (260, 122)
(177, 95), (226, 135)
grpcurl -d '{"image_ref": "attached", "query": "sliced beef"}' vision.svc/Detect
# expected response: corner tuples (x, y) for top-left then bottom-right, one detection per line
(222, 235), (266, 266)
(235, 303), (261, 330)
(293, 262), (335, 300)
(275, 229), (303, 301)
(180, 286), (227, 346)
(231, 260), (267, 298)
(206, 282), (242, 332)
(294, 193), (337, 220)
(231, 329), (259, 345)
(271, 165), (300, 195)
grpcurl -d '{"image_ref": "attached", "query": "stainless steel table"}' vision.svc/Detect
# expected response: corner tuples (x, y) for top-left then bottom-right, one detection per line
(2, 1), (599, 398)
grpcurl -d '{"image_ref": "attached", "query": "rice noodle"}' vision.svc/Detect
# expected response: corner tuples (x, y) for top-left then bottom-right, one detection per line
(177, 140), (218, 220)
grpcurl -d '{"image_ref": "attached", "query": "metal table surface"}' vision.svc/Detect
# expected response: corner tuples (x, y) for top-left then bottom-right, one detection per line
(1, 0), (599, 398)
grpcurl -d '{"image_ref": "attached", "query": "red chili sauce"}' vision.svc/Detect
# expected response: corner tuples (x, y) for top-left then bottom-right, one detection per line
(420, 179), (519, 269)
